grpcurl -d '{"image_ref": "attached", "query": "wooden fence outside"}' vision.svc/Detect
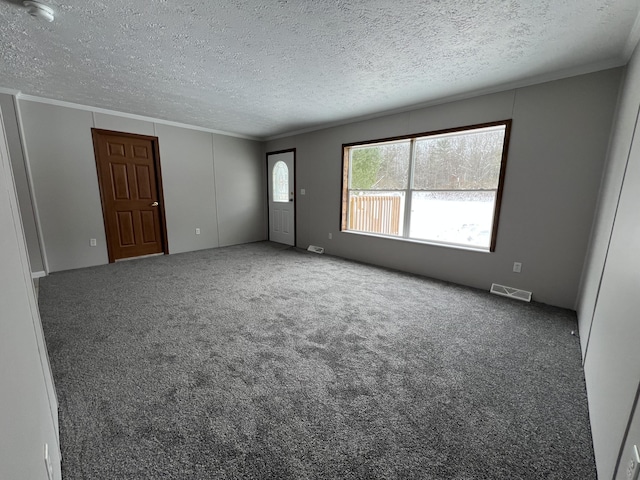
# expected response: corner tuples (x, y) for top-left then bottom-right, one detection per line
(349, 195), (401, 235)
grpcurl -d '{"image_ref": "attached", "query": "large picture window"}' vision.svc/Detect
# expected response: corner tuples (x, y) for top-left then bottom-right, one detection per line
(341, 120), (511, 251)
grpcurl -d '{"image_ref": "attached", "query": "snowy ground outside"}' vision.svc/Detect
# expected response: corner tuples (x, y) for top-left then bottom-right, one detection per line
(409, 191), (495, 248)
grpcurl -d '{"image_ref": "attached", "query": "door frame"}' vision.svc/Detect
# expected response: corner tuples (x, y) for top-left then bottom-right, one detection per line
(91, 128), (169, 263)
(266, 148), (296, 247)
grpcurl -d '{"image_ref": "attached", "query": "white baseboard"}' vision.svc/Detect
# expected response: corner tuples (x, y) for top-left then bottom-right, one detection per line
(31, 271), (46, 279)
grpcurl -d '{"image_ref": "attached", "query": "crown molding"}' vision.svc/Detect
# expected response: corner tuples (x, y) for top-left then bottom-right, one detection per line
(0, 87), (21, 96)
(14, 93), (261, 141)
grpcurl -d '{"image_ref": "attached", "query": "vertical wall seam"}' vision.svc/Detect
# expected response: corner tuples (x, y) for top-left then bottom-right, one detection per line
(0, 110), (60, 451)
(575, 70), (627, 316)
(13, 97), (51, 275)
(583, 102), (640, 365)
(211, 133), (221, 248)
(6, 95), (46, 274)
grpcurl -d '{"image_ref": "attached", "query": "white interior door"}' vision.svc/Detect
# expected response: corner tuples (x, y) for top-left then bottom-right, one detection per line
(267, 150), (295, 246)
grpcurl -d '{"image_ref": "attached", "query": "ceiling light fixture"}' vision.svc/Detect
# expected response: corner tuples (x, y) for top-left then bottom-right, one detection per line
(23, 1), (55, 22)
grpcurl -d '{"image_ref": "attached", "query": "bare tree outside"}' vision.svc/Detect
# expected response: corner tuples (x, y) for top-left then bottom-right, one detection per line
(413, 130), (504, 190)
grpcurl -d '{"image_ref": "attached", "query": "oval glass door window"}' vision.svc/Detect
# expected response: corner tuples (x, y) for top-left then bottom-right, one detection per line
(273, 161), (289, 202)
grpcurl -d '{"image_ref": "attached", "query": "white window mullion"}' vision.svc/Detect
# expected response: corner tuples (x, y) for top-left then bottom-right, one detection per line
(346, 150), (354, 231)
(402, 138), (416, 238)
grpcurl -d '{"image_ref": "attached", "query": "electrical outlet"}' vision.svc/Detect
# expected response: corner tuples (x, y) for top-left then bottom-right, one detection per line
(627, 445), (640, 480)
(44, 443), (53, 480)
(328, 233), (332, 240)
(513, 262), (522, 273)
(90, 238), (97, 247)
(300, 188), (306, 195)
(195, 228), (200, 235)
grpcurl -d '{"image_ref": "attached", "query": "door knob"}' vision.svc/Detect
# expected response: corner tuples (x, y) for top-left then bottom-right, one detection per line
(151, 201), (159, 207)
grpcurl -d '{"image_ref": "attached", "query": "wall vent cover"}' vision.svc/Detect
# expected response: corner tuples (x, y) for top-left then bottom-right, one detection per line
(490, 283), (532, 302)
(307, 245), (324, 254)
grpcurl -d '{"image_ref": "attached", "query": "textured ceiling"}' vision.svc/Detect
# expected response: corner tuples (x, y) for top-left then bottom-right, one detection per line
(1, 1), (639, 139)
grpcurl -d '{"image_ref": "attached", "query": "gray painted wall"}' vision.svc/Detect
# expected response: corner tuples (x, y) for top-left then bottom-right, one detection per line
(94, 112), (155, 137)
(0, 109), (61, 479)
(578, 43), (640, 479)
(17, 100), (265, 272)
(213, 133), (266, 247)
(576, 58), (640, 358)
(0, 94), (44, 273)
(19, 102), (107, 272)
(266, 69), (622, 309)
(157, 124), (219, 253)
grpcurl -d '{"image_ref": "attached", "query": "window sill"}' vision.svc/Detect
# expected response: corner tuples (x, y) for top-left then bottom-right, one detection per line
(342, 229), (492, 253)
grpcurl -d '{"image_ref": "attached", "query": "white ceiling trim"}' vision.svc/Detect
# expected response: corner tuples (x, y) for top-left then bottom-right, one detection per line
(15, 93), (261, 141)
(0, 87), (21, 96)
(266, 57), (626, 142)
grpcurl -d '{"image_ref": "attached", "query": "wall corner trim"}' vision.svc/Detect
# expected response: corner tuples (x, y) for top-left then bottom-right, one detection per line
(624, 9), (640, 61)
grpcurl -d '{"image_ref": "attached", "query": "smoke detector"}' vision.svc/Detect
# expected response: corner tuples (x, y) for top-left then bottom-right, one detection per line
(23, 1), (55, 22)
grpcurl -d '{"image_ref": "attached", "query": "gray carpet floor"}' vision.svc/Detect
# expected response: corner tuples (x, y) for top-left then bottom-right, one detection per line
(39, 241), (597, 479)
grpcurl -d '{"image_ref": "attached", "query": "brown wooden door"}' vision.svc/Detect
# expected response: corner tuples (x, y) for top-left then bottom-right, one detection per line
(92, 129), (168, 262)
